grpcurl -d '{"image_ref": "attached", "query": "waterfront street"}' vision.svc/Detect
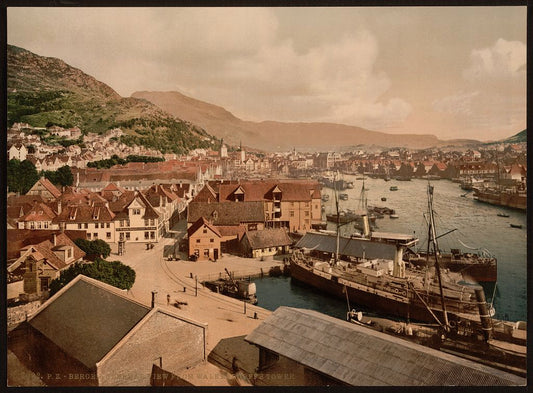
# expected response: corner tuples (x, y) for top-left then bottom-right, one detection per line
(107, 220), (282, 384)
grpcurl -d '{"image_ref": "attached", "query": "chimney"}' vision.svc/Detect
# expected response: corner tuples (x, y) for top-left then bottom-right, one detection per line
(151, 291), (157, 308)
(57, 200), (62, 214)
(53, 233), (57, 246)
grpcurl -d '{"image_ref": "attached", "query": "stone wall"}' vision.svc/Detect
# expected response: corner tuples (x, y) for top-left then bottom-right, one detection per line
(97, 310), (206, 386)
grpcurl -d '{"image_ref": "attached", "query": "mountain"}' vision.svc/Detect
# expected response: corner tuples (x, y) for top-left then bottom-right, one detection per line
(502, 129), (527, 144)
(132, 91), (474, 151)
(7, 45), (214, 154)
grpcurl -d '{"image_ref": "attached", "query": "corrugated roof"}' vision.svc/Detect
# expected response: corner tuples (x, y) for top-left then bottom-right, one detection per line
(29, 276), (151, 369)
(295, 232), (397, 260)
(245, 307), (525, 386)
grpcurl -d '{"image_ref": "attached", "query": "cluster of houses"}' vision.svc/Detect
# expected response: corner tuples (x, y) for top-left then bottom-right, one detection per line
(7, 124), (160, 171)
(7, 176), (191, 299)
(186, 179), (323, 261)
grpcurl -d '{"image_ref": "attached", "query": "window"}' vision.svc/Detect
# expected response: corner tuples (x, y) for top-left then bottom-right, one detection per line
(106, 232), (111, 239)
(290, 211), (294, 217)
(145, 232), (149, 239)
(87, 233), (92, 239)
(126, 220), (130, 227)
(84, 223), (88, 229)
(132, 208), (141, 215)
(150, 232), (155, 239)
(125, 232), (130, 240)
(145, 219), (149, 226)
(196, 239), (201, 243)
(203, 228), (208, 234)
(150, 219), (155, 226)
(67, 249), (72, 258)
(204, 249), (210, 257)
(93, 233), (98, 239)
(78, 223), (82, 229)
(40, 277), (50, 292)
(95, 223), (99, 229)
(44, 222), (49, 229)
(106, 222), (110, 228)
(30, 222), (35, 229)
(120, 220), (124, 227)
(37, 222), (42, 229)
(305, 211), (309, 217)
(210, 239), (214, 243)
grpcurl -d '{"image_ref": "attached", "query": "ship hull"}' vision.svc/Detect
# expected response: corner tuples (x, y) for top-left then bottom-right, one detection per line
(407, 257), (497, 283)
(290, 260), (464, 324)
(473, 190), (527, 211)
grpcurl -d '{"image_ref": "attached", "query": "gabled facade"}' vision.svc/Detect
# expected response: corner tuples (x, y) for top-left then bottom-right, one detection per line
(114, 192), (161, 243)
(26, 177), (62, 200)
(187, 217), (222, 261)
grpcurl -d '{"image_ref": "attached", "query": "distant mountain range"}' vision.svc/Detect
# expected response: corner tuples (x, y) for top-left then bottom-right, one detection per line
(133, 91), (467, 151)
(7, 44), (522, 153)
(7, 45), (213, 154)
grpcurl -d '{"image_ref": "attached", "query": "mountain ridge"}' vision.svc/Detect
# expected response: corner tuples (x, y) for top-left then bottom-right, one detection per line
(132, 90), (484, 151)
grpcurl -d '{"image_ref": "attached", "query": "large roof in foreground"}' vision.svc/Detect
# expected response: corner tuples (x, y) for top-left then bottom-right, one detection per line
(29, 275), (151, 369)
(245, 307), (525, 386)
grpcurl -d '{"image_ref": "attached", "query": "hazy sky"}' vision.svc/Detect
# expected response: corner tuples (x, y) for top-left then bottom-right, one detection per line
(8, 7), (526, 141)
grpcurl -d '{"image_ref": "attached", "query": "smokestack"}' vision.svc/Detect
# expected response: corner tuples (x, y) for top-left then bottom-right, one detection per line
(474, 286), (493, 341)
(53, 234), (57, 246)
(151, 291), (157, 308)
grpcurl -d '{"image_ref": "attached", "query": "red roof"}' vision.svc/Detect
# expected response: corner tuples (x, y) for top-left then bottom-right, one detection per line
(187, 217), (222, 238)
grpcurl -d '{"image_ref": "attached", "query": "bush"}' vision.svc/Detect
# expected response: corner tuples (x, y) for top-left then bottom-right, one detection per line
(74, 238), (112, 261)
(49, 259), (136, 296)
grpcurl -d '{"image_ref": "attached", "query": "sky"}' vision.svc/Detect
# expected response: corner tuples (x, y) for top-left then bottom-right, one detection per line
(7, 7), (527, 141)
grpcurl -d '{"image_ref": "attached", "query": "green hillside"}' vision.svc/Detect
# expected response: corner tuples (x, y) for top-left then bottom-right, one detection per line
(7, 45), (214, 154)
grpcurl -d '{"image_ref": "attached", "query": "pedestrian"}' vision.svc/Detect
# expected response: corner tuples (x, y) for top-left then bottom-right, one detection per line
(167, 294), (170, 306)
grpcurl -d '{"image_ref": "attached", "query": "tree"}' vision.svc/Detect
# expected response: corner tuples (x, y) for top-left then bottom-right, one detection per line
(74, 238), (112, 261)
(49, 259), (136, 296)
(7, 159), (39, 194)
(56, 165), (74, 187)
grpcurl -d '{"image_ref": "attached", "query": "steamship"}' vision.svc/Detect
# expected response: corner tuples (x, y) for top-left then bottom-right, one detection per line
(290, 185), (494, 328)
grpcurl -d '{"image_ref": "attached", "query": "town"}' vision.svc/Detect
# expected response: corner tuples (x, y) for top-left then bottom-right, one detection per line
(6, 120), (527, 386)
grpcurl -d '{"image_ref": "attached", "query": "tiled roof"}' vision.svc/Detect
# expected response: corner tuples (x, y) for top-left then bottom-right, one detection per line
(18, 201), (57, 222)
(53, 203), (116, 224)
(7, 194), (46, 206)
(37, 177), (62, 198)
(7, 229), (87, 260)
(243, 228), (293, 249)
(217, 225), (246, 240)
(218, 180), (320, 202)
(20, 232), (85, 270)
(188, 201), (264, 226)
(187, 217), (222, 238)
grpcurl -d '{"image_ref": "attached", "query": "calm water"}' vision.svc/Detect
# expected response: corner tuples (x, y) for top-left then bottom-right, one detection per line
(254, 177), (527, 322)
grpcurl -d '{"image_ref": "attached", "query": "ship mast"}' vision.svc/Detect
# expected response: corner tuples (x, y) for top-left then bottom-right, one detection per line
(427, 183), (450, 331)
(334, 171), (340, 264)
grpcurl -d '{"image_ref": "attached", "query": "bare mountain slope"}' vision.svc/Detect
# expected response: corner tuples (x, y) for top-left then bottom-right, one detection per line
(133, 90), (444, 151)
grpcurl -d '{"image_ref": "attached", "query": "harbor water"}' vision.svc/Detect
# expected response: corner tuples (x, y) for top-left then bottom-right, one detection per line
(254, 176), (527, 322)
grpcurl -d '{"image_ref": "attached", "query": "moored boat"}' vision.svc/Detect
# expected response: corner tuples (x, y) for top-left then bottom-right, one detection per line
(290, 184), (495, 326)
(390, 186), (398, 191)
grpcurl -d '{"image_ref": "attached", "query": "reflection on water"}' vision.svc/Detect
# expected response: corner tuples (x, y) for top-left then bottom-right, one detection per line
(254, 178), (526, 322)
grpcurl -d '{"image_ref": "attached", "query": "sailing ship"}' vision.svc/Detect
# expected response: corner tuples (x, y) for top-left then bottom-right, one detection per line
(290, 183), (494, 327)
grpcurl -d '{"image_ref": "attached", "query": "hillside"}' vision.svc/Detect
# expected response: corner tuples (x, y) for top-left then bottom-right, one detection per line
(7, 45), (214, 154)
(133, 91), (457, 151)
(502, 129), (527, 144)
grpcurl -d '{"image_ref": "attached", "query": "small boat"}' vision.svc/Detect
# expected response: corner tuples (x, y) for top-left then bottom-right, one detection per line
(390, 214), (399, 219)
(381, 197), (387, 201)
(390, 186), (398, 191)
(497, 213), (510, 218)
(510, 224), (522, 229)
(339, 193), (349, 200)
